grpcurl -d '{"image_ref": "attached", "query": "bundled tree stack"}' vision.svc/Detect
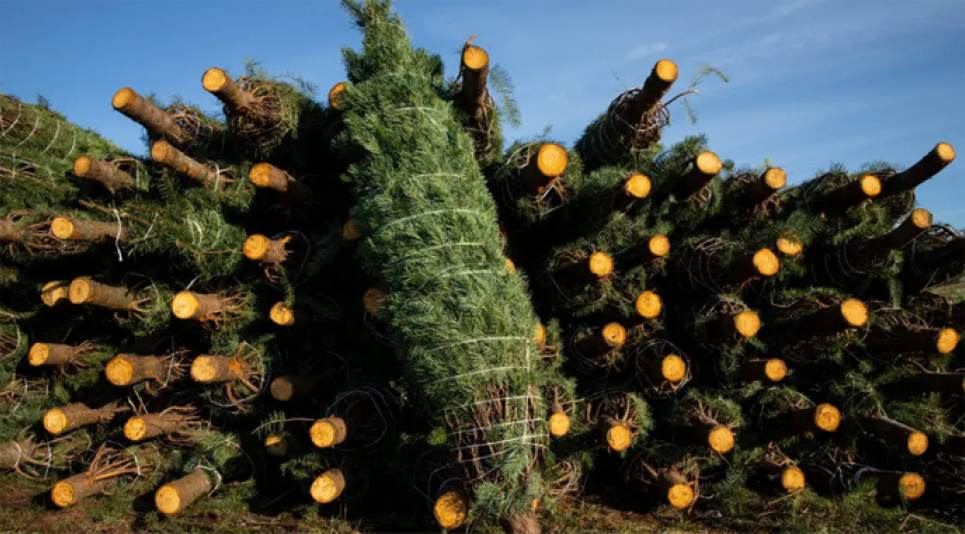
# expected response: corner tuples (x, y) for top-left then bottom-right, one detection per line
(1, 1), (962, 533)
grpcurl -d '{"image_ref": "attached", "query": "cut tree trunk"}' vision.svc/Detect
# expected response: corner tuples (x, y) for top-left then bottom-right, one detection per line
(155, 468), (213, 515)
(243, 234), (291, 265)
(41, 281), (70, 307)
(766, 403), (840, 440)
(50, 216), (128, 242)
(28, 342), (87, 367)
(270, 374), (315, 402)
(575, 323), (626, 357)
(740, 358), (787, 383)
(655, 468), (695, 509)
(614, 234), (669, 269)
(778, 299), (868, 339)
(112, 87), (189, 145)
(68, 277), (140, 311)
(310, 416), (348, 448)
(51, 473), (111, 507)
(150, 140), (222, 188)
(881, 143), (955, 196)
(124, 411), (194, 442)
(759, 459), (806, 493)
(310, 468), (346, 504)
(43, 402), (124, 435)
(612, 173), (652, 212)
(0, 219), (23, 243)
(248, 162), (314, 198)
(741, 168), (786, 207)
(551, 251), (613, 288)
(202, 68), (254, 113)
(856, 416), (929, 456)
(171, 291), (231, 321)
(810, 174), (881, 213)
(521, 143), (568, 194)
(625, 59), (678, 124)
(105, 354), (168, 386)
(190, 356), (244, 384)
(72, 156), (135, 194)
(456, 41), (489, 122)
(674, 151), (722, 199)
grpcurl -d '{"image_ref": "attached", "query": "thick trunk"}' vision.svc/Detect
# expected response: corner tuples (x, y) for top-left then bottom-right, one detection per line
(202, 68), (254, 113)
(856, 416), (928, 456)
(521, 143), (568, 194)
(600, 416), (633, 452)
(28, 342), (83, 367)
(310, 416), (348, 448)
(43, 402), (123, 435)
(740, 358), (787, 383)
(575, 323), (626, 357)
(758, 459), (805, 493)
(72, 156), (135, 194)
(310, 468), (346, 504)
(51, 473), (110, 507)
(105, 354), (167, 387)
(741, 168), (786, 207)
(655, 468), (694, 509)
(674, 151), (722, 199)
(190, 356), (244, 383)
(551, 251), (613, 288)
(171, 291), (230, 321)
(124, 411), (192, 441)
(112, 87), (189, 144)
(810, 174), (880, 213)
(155, 468), (214, 515)
(270, 374), (315, 402)
(68, 277), (139, 310)
(243, 234), (291, 264)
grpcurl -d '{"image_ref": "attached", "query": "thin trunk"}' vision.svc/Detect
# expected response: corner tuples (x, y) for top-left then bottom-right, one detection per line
(124, 411), (193, 441)
(551, 251), (613, 288)
(655, 468), (695, 510)
(202, 68), (254, 113)
(521, 143), (568, 194)
(575, 323), (626, 358)
(759, 459), (806, 493)
(601, 416), (633, 452)
(28, 342), (85, 367)
(51, 473), (111, 507)
(674, 151), (722, 199)
(43, 402), (124, 435)
(190, 356), (244, 383)
(105, 354), (168, 387)
(777, 299), (868, 339)
(856, 416), (929, 456)
(243, 234), (291, 264)
(810, 174), (881, 213)
(171, 291), (232, 321)
(625, 59), (678, 124)
(741, 168), (786, 207)
(41, 280), (70, 307)
(0, 220), (22, 243)
(248, 163), (314, 198)
(765, 403), (840, 440)
(456, 42), (489, 122)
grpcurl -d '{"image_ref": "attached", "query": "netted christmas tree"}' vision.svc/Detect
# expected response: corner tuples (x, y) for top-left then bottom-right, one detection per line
(1, 1), (962, 533)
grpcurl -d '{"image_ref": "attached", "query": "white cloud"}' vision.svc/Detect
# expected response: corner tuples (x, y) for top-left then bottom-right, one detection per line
(624, 42), (668, 62)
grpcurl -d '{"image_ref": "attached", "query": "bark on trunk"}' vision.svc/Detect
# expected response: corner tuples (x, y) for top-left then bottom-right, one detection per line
(155, 468), (213, 515)
(243, 234), (291, 264)
(0, 439), (39, 469)
(758, 459), (805, 493)
(766, 403), (840, 440)
(625, 59), (678, 124)
(0, 219), (23, 243)
(740, 358), (787, 383)
(614, 235), (669, 269)
(521, 143), (568, 194)
(105, 354), (168, 386)
(112, 87), (189, 145)
(150, 140), (221, 188)
(50, 216), (128, 242)
(612, 173), (652, 212)
(456, 43), (489, 122)
(551, 251), (613, 288)
(310, 416), (349, 448)
(310, 468), (346, 504)
(72, 156), (135, 194)
(68, 277), (139, 310)
(502, 511), (541, 534)
(655, 468), (694, 509)
(723, 248), (779, 285)
(28, 342), (84, 367)
(778, 299), (868, 339)
(43, 402), (123, 435)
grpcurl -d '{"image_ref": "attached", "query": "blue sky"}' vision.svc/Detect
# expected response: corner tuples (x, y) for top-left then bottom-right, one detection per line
(2, 0), (963, 225)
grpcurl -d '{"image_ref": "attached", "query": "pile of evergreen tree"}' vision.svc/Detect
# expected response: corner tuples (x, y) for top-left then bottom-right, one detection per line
(1, 1), (962, 532)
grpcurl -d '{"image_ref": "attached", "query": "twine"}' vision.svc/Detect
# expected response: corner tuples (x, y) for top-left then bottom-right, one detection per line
(61, 130), (77, 162)
(13, 114), (39, 148)
(0, 100), (23, 139)
(10, 441), (23, 470)
(447, 418), (543, 436)
(39, 120), (61, 156)
(112, 208), (124, 262)
(429, 336), (529, 353)
(197, 464), (223, 496)
(426, 366), (522, 385)
(396, 241), (487, 264)
(376, 208), (486, 234)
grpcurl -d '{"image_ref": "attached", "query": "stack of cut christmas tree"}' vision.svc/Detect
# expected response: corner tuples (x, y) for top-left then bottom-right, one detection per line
(1, 1), (961, 533)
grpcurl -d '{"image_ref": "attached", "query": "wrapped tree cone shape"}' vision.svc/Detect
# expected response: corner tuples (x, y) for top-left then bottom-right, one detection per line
(626, 59), (679, 124)
(522, 142), (568, 194)
(264, 434), (288, 457)
(781, 299), (868, 339)
(73, 156), (135, 194)
(363, 287), (388, 315)
(270, 375), (314, 402)
(552, 251), (614, 288)
(50, 216), (128, 242)
(776, 234), (804, 257)
(28, 342), (83, 367)
(43, 402), (123, 435)
(310, 417), (348, 448)
(328, 82), (347, 111)
(602, 417), (633, 452)
(882, 142), (956, 195)
(171, 291), (229, 321)
(150, 140), (222, 188)
(51, 473), (111, 508)
(434, 489), (469, 530)
(742, 167), (787, 207)
(577, 322), (627, 358)
(68, 277), (140, 311)
(856, 416), (929, 456)
(456, 40), (489, 119)
(124, 412), (192, 442)
(105, 354), (167, 387)
(112, 87), (189, 145)
(548, 403), (571, 438)
(202, 68), (253, 112)
(656, 469), (695, 510)
(269, 302), (297, 326)
(740, 358), (787, 383)
(674, 151), (722, 199)
(811, 174), (881, 212)
(243, 234), (292, 265)
(310, 468), (346, 504)
(155, 468), (213, 515)
(190, 356), (244, 384)
(41, 281), (70, 307)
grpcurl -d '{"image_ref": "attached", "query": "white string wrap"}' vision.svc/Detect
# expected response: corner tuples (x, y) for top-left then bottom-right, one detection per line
(112, 208), (124, 262)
